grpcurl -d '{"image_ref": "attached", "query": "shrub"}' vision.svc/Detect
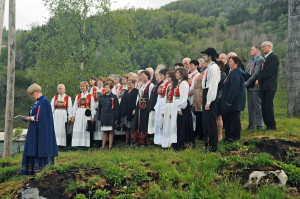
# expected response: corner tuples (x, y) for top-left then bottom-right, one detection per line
(93, 189), (110, 199)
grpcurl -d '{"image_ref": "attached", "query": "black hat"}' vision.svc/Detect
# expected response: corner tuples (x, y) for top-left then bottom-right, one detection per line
(201, 48), (219, 58)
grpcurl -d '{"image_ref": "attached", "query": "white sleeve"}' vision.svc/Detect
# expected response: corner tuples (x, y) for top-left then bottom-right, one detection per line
(160, 94), (167, 114)
(177, 81), (189, 111)
(91, 97), (96, 119)
(51, 97), (55, 112)
(73, 95), (78, 116)
(148, 83), (154, 99)
(67, 96), (73, 119)
(206, 65), (220, 105)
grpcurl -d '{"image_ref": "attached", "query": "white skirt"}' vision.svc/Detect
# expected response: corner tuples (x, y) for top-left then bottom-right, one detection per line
(154, 97), (165, 145)
(53, 109), (68, 146)
(161, 102), (178, 148)
(101, 126), (113, 131)
(72, 108), (91, 147)
(94, 112), (103, 140)
(148, 111), (156, 134)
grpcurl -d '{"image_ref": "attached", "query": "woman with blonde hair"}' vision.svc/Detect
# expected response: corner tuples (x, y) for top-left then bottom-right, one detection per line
(21, 83), (58, 175)
(72, 81), (96, 147)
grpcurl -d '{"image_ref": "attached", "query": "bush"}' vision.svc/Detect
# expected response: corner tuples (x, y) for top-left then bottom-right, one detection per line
(93, 189), (110, 199)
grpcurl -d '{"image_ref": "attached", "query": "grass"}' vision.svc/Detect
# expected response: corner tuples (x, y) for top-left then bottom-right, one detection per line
(0, 87), (299, 198)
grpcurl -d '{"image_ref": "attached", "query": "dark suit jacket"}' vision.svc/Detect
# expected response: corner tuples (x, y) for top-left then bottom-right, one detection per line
(258, 52), (279, 92)
(246, 54), (264, 90)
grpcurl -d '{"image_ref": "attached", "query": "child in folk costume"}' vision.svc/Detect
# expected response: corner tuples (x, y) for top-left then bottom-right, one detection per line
(94, 77), (106, 142)
(148, 69), (163, 136)
(173, 68), (195, 150)
(51, 84), (73, 147)
(72, 81), (96, 147)
(132, 70), (154, 145)
(120, 78), (139, 145)
(153, 68), (169, 145)
(98, 83), (120, 149)
(161, 71), (178, 148)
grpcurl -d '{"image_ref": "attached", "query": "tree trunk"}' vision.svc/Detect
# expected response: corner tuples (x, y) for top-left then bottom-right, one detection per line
(287, 0), (300, 117)
(0, 0), (6, 55)
(3, 0), (16, 158)
(80, 0), (87, 72)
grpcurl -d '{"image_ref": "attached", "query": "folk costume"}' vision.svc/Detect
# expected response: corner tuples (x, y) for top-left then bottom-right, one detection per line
(173, 80), (194, 150)
(161, 83), (177, 148)
(192, 68), (207, 139)
(98, 93), (120, 131)
(120, 88), (139, 130)
(21, 95), (58, 175)
(94, 87), (105, 140)
(72, 92), (95, 147)
(148, 80), (163, 135)
(51, 94), (73, 146)
(132, 81), (154, 144)
(153, 79), (169, 145)
(117, 84), (128, 102)
(202, 61), (220, 152)
(188, 70), (200, 132)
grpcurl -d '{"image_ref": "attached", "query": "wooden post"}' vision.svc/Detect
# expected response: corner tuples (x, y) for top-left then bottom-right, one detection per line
(0, 0), (6, 55)
(3, 0), (16, 158)
(287, 0), (300, 117)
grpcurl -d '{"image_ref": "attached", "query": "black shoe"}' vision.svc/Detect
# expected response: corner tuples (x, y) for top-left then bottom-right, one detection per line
(247, 126), (255, 130)
(257, 126), (264, 130)
(265, 126), (276, 131)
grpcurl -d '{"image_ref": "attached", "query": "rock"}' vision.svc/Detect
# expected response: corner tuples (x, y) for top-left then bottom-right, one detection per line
(246, 170), (288, 187)
(18, 187), (47, 199)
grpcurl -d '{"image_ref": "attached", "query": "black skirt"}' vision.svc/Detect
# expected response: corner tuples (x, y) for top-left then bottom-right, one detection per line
(175, 101), (195, 149)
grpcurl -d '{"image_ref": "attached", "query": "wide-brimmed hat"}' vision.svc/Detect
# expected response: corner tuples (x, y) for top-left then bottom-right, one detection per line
(201, 48), (219, 59)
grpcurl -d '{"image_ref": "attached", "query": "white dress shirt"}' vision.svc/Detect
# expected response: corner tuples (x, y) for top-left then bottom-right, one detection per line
(202, 62), (220, 105)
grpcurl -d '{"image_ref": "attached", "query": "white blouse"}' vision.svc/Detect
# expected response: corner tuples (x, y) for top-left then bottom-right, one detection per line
(176, 80), (189, 112)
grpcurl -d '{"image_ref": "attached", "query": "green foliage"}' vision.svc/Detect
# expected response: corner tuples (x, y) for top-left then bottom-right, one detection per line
(114, 194), (136, 199)
(258, 186), (286, 199)
(92, 189), (110, 199)
(102, 163), (129, 186)
(74, 193), (88, 199)
(280, 163), (300, 188)
(252, 153), (273, 167)
(0, 166), (20, 183)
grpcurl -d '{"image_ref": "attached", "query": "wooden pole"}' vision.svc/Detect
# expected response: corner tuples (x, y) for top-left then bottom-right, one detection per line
(0, 0), (6, 55)
(3, 0), (16, 158)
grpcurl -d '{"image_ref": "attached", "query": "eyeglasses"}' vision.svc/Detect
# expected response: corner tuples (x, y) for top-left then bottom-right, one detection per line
(30, 90), (37, 96)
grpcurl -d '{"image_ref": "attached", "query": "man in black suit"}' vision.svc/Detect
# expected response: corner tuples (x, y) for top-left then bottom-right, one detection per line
(255, 41), (279, 131)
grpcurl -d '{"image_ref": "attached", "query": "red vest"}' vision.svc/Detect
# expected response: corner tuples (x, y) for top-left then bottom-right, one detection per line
(54, 95), (69, 109)
(77, 94), (92, 108)
(161, 82), (169, 98)
(175, 80), (189, 97)
(92, 87), (97, 101)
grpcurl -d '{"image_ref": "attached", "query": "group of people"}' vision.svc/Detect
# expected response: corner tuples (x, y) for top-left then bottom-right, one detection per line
(21, 41), (279, 174)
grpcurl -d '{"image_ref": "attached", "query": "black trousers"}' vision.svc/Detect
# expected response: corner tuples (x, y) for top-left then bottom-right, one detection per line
(261, 90), (276, 129)
(194, 111), (204, 139)
(224, 111), (241, 141)
(202, 89), (218, 152)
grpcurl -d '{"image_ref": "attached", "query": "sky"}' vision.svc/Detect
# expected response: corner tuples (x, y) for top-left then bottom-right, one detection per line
(3, 0), (177, 30)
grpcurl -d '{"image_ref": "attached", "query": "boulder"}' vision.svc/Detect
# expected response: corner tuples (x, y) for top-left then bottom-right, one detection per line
(246, 170), (288, 187)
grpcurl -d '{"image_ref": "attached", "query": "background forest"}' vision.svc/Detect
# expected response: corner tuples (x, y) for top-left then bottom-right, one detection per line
(0, 0), (288, 130)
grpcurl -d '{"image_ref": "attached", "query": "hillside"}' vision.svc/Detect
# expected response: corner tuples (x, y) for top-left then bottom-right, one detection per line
(0, 0), (289, 130)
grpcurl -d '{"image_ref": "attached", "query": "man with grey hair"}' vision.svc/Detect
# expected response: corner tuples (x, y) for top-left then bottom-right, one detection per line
(256, 41), (279, 131)
(51, 84), (73, 147)
(156, 64), (165, 70)
(218, 53), (230, 75)
(183, 57), (191, 73)
(146, 67), (156, 84)
(245, 45), (264, 130)
(112, 74), (122, 95)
